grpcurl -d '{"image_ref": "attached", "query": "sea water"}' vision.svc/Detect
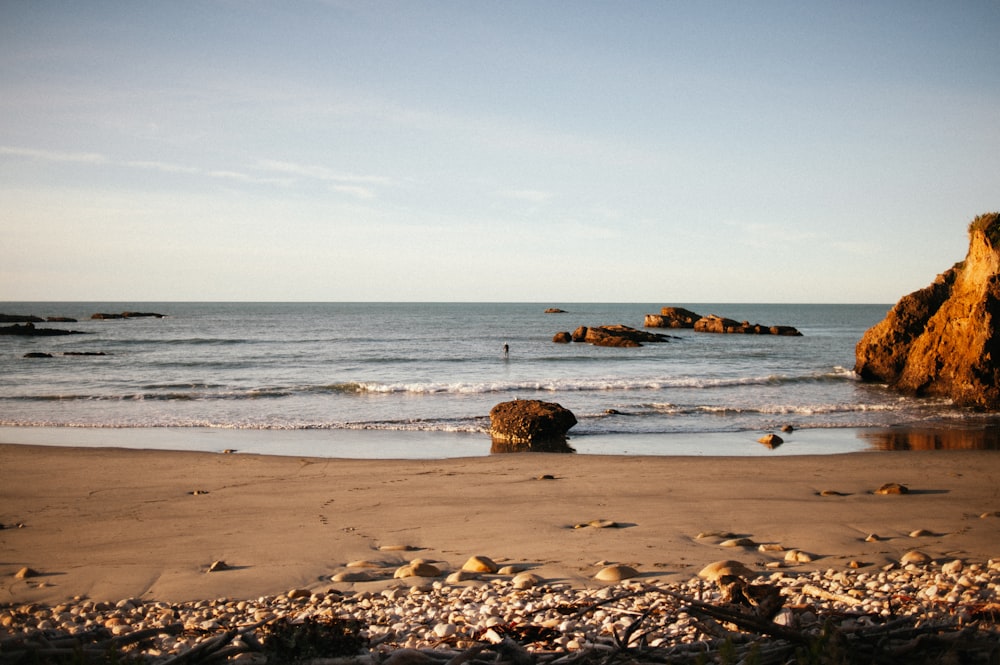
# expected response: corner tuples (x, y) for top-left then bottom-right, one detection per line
(0, 302), (987, 457)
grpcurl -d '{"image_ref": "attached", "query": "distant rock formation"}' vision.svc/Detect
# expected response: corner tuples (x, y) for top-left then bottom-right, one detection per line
(855, 212), (1000, 410)
(489, 400), (577, 453)
(91, 312), (165, 319)
(0, 323), (85, 336)
(645, 307), (802, 336)
(544, 308), (567, 313)
(0, 314), (45, 323)
(644, 307), (701, 328)
(560, 324), (673, 347)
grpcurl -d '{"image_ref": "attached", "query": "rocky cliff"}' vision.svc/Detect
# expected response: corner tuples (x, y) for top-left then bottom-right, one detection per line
(855, 212), (1000, 410)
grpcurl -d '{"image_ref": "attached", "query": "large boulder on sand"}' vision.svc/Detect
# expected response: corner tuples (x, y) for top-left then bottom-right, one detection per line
(489, 400), (576, 452)
(855, 212), (1000, 410)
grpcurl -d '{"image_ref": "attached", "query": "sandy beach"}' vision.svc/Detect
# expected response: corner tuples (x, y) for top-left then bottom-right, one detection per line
(2, 443), (999, 607)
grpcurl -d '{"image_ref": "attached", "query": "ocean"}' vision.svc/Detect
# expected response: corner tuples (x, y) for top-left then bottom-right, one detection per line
(0, 302), (993, 458)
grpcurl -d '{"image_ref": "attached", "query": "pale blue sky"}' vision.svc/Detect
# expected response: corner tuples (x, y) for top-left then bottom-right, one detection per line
(1, 1), (997, 302)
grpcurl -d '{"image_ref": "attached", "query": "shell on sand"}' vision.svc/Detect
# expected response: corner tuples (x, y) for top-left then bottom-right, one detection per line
(462, 555), (499, 574)
(698, 560), (754, 581)
(594, 564), (639, 582)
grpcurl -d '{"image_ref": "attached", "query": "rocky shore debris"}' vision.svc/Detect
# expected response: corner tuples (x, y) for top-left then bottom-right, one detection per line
(856, 211), (1000, 409)
(488, 400), (576, 453)
(644, 306), (803, 336)
(552, 324), (674, 347)
(3, 557), (999, 665)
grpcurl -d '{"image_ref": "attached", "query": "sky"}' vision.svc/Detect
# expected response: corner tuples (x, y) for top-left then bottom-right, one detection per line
(1, 1), (998, 303)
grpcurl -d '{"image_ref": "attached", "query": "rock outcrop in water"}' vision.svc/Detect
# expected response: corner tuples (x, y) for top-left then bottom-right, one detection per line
(644, 307), (802, 336)
(855, 212), (1000, 410)
(558, 324), (673, 347)
(0, 323), (86, 336)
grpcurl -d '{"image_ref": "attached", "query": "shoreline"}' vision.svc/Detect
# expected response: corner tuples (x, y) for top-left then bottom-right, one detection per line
(3, 422), (999, 461)
(2, 440), (999, 608)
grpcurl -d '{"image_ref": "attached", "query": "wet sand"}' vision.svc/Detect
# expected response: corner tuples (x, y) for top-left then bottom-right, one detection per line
(2, 442), (999, 606)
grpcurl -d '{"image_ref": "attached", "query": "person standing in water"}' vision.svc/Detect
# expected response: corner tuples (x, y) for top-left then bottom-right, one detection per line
(503, 342), (509, 358)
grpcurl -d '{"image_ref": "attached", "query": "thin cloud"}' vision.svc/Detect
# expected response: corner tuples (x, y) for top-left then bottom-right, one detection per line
(0, 145), (108, 164)
(256, 159), (392, 199)
(257, 159), (391, 185)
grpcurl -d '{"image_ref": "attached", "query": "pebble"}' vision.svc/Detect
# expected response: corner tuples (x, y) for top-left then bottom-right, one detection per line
(784, 549), (813, 563)
(901, 550), (932, 565)
(594, 565), (638, 582)
(462, 555), (498, 574)
(3, 556), (999, 661)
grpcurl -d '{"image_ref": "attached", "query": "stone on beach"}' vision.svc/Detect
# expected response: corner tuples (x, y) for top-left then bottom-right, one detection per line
(875, 482), (909, 495)
(758, 433), (783, 448)
(697, 560), (755, 582)
(720, 537), (756, 548)
(594, 564), (639, 582)
(511, 572), (542, 589)
(461, 555), (499, 574)
(784, 549), (814, 563)
(394, 561), (442, 579)
(901, 550), (932, 565)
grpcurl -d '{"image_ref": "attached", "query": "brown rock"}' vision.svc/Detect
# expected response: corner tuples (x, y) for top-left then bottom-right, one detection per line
(462, 555), (499, 574)
(855, 212), (1000, 409)
(552, 331), (572, 343)
(489, 400), (576, 452)
(875, 482), (909, 495)
(646, 307), (802, 335)
(758, 433), (783, 448)
(644, 307), (702, 328)
(581, 324), (671, 347)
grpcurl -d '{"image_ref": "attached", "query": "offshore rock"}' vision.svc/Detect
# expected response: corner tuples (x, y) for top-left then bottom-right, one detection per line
(0, 323), (85, 336)
(0, 314), (45, 323)
(643, 306), (701, 328)
(489, 400), (576, 452)
(567, 324), (672, 347)
(645, 307), (802, 336)
(855, 212), (1000, 410)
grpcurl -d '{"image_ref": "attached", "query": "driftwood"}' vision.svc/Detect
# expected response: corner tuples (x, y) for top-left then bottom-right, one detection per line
(2, 584), (998, 665)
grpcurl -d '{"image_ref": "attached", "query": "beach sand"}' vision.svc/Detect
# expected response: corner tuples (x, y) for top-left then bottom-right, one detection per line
(2, 443), (999, 606)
